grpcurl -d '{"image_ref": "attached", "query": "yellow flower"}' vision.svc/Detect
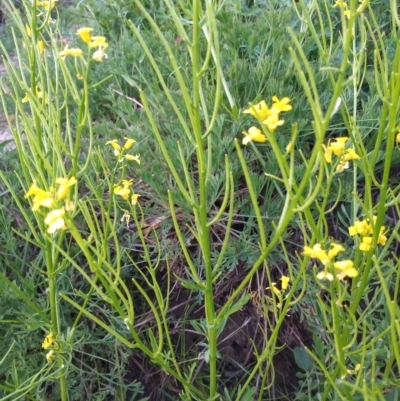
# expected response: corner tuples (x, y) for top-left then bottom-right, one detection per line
(21, 87), (46, 103)
(342, 148), (360, 161)
(262, 113), (284, 132)
(316, 271), (334, 281)
(37, 0), (58, 10)
(269, 283), (281, 296)
(56, 177), (77, 200)
(336, 160), (349, 173)
(44, 208), (66, 234)
(378, 227), (387, 246)
(59, 46), (83, 60)
(131, 193), (141, 206)
(46, 349), (54, 362)
(303, 244), (329, 265)
(357, 0), (368, 13)
(347, 362), (362, 374)
(329, 137), (348, 156)
(359, 236), (372, 251)
(38, 40), (45, 54)
(323, 138), (357, 168)
(106, 139), (121, 156)
(26, 24), (32, 37)
(328, 243), (345, 259)
(90, 36), (108, 49)
(114, 179), (133, 200)
(271, 96), (292, 113)
(121, 212), (131, 226)
(396, 131), (400, 143)
(333, 0), (348, 7)
(358, 226), (386, 250)
(77, 27), (94, 44)
(124, 154), (141, 164)
(322, 144), (333, 163)
(123, 138), (136, 150)
(334, 260), (358, 280)
(243, 100), (270, 120)
(42, 332), (54, 349)
(25, 180), (54, 211)
(242, 126), (267, 145)
(272, 286), (281, 296)
(333, 260), (354, 271)
(344, 9), (352, 19)
(280, 275), (290, 290)
(114, 186), (130, 200)
(122, 179), (133, 187)
(65, 201), (75, 212)
(92, 47), (108, 62)
(336, 266), (358, 280)
(349, 220), (371, 236)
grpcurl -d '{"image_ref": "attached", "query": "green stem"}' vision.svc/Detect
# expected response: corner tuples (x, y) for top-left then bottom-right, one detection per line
(191, 0), (217, 397)
(45, 239), (67, 401)
(29, 1), (44, 175)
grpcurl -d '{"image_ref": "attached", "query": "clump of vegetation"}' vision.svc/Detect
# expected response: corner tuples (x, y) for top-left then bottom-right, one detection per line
(0, 0), (399, 400)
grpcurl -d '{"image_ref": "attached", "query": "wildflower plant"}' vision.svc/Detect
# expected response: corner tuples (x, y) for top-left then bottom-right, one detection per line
(0, 0), (125, 398)
(289, 0), (400, 399)
(0, 0), (399, 400)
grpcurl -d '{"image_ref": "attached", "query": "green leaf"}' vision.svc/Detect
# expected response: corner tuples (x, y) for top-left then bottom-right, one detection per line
(121, 74), (139, 89)
(293, 346), (313, 372)
(174, 275), (206, 291)
(239, 386), (257, 401)
(225, 293), (250, 318)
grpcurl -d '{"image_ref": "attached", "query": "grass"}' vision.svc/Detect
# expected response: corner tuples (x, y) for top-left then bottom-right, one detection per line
(0, 0), (399, 400)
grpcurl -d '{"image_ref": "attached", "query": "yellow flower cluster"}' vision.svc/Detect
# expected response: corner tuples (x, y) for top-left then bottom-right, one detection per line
(22, 86), (46, 104)
(42, 332), (54, 349)
(42, 332), (55, 362)
(113, 179), (141, 206)
(106, 138), (141, 206)
(36, 0), (58, 11)
(333, 0), (367, 18)
(106, 138), (140, 163)
(25, 24), (45, 55)
(332, 1), (351, 18)
(242, 96), (292, 145)
(268, 275), (290, 296)
(25, 177), (76, 234)
(303, 242), (358, 281)
(59, 28), (108, 62)
(322, 137), (360, 173)
(349, 216), (387, 251)
(347, 363), (361, 375)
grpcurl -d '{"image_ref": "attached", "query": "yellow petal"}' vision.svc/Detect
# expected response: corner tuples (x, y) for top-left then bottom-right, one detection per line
(131, 193), (141, 206)
(280, 275), (290, 290)
(242, 126), (267, 145)
(76, 27), (94, 44)
(46, 349), (54, 362)
(123, 138), (136, 150)
(42, 332), (54, 349)
(243, 100), (270, 120)
(44, 209), (66, 234)
(92, 48), (107, 62)
(125, 154), (140, 164)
